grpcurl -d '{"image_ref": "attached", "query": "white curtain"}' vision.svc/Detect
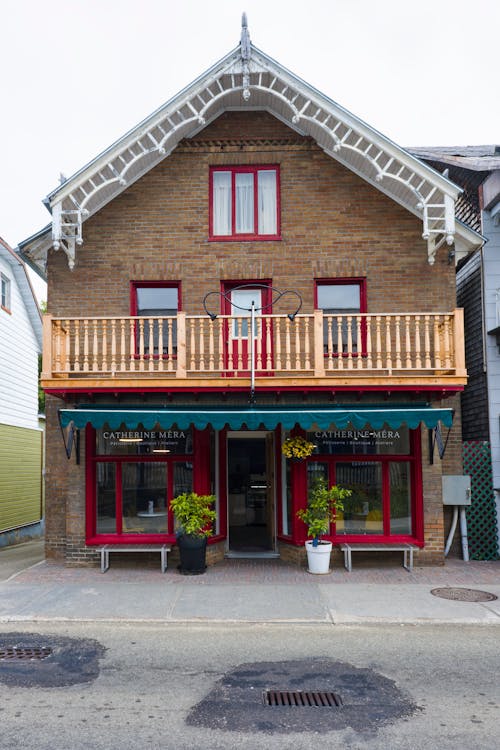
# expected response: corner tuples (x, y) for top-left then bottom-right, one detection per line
(213, 172), (231, 235)
(235, 173), (254, 233)
(258, 170), (277, 235)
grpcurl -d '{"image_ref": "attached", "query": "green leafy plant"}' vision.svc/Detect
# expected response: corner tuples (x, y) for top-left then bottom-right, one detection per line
(296, 477), (351, 546)
(170, 492), (217, 538)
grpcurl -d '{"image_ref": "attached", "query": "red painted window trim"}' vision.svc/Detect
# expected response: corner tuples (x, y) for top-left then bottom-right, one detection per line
(209, 165), (281, 241)
(291, 426), (424, 547)
(315, 277), (368, 357)
(85, 424), (209, 546)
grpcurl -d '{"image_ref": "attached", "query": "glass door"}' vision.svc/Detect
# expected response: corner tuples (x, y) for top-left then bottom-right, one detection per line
(226, 432), (276, 555)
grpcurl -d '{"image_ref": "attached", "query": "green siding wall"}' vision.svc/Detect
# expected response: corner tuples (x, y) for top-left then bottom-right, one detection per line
(0, 424), (42, 531)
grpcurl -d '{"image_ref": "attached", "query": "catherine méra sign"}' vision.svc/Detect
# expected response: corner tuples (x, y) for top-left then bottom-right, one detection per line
(97, 427), (193, 455)
(307, 424), (410, 455)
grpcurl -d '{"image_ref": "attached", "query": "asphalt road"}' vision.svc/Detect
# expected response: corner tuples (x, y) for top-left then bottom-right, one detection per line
(0, 621), (498, 749)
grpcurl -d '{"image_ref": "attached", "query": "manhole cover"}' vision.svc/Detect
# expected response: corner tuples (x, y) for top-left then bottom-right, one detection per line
(0, 647), (52, 661)
(430, 587), (498, 602)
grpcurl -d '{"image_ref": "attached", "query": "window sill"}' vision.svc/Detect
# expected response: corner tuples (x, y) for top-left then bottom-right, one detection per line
(208, 235), (282, 243)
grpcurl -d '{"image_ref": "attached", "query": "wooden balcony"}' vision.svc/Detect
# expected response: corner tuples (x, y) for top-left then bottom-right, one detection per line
(41, 309), (466, 392)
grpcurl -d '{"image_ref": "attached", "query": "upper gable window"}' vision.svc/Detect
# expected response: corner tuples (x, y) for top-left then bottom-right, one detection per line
(1, 273), (11, 313)
(209, 166), (280, 240)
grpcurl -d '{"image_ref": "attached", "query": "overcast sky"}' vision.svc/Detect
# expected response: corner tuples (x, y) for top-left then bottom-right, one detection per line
(1, 0), (498, 296)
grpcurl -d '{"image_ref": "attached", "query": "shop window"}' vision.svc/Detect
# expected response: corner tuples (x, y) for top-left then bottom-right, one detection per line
(131, 282), (179, 356)
(1, 273), (11, 312)
(316, 279), (366, 355)
(291, 424), (419, 543)
(209, 166), (280, 240)
(91, 425), (193, 540)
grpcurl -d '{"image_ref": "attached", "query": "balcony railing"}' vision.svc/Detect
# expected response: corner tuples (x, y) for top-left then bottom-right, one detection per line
(41, 309), (466, 385)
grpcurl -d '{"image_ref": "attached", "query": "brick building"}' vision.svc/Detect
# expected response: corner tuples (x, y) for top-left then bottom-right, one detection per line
(21, 19), (481, 567)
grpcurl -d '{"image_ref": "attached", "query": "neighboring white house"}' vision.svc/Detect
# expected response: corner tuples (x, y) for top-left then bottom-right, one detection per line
(0, 236), (44, 546)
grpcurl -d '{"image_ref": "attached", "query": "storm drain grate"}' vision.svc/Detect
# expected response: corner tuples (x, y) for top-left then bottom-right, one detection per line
(430, 587), (497, 602)
(263, 690), (343, 707)
(0, 647), (53, 661)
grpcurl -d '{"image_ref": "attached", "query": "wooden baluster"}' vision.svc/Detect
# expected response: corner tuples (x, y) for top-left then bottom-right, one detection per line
(199, 318), (205, 371)
(218, 318), (224, 372)
(424, 315), (431, 369)
(395, 316), (401, 369)
(101, 320), (107, 372)
(93, 320), (99, 372)
(129, 319), (136, 372)
(443, 315), (451, 369)
(83, 319), (89, 372)
(285, 318), (291, 371)
(385, 316), (392, 372)
(266, 317), (272, 371)
(256, 318), (263, 371)
(433, 316), (441, 369)
(189, 318), (196, 371)
(304, 317), (310, 371)
(414, 315), (421, 369)
(275, 317), (282, 370)
(147, 318), (154, 371)
(237, 319), (243, 371)
(167, 319), (174, 371)
(176, 311), (186, 377)
(138, 319), (145, 371)
(120, 319), (126, 372)
(375, 316), (382, 369)
(295, 317), (301, 370)
(227, 318), (234, 373)
(208, 318), (215, 371)
(346, 315), (353, 369)
(366, 316), (373, 369)
(326, 315), (333, 370)
(356, 316), (362, 369)
(54, 321), (62, 373)
(74, 320), (80, 372)
(110, 319), (117, 373)
(405, 316), (412, 369)
(337, 315), (344, 369)
(64, 320), (71, 372)
(157, 319), (164, 372)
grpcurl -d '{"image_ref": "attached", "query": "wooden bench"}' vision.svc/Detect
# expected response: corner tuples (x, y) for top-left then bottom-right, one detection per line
(339, 543), (418, 572)
(99, 544), (171, 573)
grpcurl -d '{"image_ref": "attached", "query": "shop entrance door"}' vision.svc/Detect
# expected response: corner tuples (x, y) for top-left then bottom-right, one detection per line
(227, 432), (277, 556)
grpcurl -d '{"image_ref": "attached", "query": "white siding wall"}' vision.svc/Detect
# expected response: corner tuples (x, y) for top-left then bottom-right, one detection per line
(483, 208), (500, 548)
(0, 256), (40, 430)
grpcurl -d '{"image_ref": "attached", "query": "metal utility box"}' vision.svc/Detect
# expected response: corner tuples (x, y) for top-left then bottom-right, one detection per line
(442, 475), (471, 505)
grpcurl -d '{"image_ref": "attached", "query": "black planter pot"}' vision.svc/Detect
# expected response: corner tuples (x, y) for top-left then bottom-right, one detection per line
(177, 534), (207, 575)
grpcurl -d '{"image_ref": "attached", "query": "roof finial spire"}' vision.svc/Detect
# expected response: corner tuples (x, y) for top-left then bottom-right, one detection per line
(240, 13), (251, 100)
(240, 12), (251, 61)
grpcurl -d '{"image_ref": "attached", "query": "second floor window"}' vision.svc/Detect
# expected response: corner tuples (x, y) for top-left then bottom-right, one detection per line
(1, 273), (11, 312)
(131, 283), (179, 356)
(316, 280), (366, 355)
(210, 166), (280, 240)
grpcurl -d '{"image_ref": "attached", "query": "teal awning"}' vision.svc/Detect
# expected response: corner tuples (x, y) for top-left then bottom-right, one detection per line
(58, 405), (453, 431)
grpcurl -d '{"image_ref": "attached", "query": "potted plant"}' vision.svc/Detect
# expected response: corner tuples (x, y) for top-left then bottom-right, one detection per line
(170, 491), (217, 575)
(296, 477), (351, 574)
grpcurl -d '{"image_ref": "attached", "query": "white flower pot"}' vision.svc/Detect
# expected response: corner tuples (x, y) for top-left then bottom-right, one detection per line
(305, 540), (333, 574)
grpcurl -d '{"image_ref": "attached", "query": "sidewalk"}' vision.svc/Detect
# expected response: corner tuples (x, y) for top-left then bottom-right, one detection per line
(1, 540), (499, 625)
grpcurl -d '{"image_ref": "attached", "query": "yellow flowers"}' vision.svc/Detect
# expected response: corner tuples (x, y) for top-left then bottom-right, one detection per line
(281, 435), (316, 460)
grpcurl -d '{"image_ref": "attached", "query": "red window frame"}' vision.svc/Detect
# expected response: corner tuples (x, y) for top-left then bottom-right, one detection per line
(209, 165), (281, 241)
(315, 278), (367, 357)
(85, 426), (218, 545)
(291, 427), (423, 546)
(130, 281), (181, 359)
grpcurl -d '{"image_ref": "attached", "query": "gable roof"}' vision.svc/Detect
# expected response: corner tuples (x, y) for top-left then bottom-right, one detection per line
(0, 236), (42, 350)
(20, 16), (483, 273)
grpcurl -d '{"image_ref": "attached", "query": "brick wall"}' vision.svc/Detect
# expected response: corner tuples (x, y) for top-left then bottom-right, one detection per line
(44, 110), (460, 563)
